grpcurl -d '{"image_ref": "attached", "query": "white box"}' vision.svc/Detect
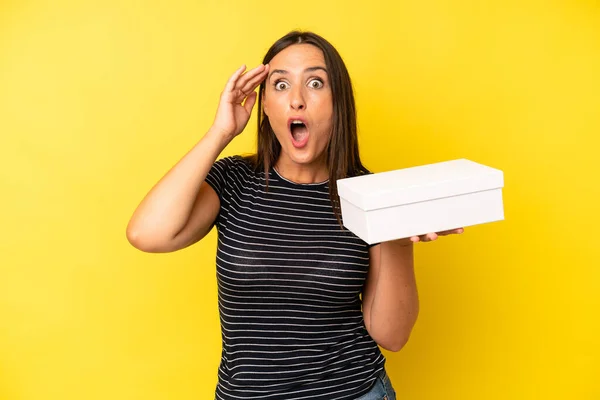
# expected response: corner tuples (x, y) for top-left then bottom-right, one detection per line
(336, 159), (504, 244)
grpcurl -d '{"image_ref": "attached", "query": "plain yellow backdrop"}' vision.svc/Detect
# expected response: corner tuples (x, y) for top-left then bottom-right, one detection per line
(1, 0), (599, 399)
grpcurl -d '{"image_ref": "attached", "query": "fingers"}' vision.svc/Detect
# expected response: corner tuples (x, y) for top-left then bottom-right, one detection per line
(423, 232), (438, 242)
(239, 64), (270, 97)
(243, 91), (257, 114)
(411, 228), (465, 244)
(410, 232), (437, 243)
(223, 64), (269, 105)
(235, 64), (267, 93)
(223, 64), (265, 94)
(224, 65), (247, 95)
(438, 227), (464, 236)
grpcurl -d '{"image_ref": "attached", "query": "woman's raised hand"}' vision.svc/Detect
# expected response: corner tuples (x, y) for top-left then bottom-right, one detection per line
(211, 64), (270, 141)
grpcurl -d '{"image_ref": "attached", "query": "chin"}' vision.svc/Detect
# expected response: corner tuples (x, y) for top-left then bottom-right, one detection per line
(285, 146), (325, 166)
(272, 127), (328, 166)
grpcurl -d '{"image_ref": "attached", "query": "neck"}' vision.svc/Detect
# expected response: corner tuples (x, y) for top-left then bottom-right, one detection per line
(274, 155), (329, 184)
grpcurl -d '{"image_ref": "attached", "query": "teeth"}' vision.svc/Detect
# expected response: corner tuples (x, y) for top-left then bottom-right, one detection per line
(291, 120), (304, 125)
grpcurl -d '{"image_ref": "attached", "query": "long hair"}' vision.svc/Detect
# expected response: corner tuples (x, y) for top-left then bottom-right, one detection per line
(245, 30), (369, 226)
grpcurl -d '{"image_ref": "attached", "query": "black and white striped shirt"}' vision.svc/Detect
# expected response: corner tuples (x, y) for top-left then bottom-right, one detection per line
(205, 156), (385, 400)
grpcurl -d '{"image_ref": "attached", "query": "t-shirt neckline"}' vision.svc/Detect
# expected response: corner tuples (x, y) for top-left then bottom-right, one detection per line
(271, 166), (329, 187)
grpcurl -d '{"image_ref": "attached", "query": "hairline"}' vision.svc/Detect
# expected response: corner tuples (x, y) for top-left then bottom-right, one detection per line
(267, 66), (328, 82)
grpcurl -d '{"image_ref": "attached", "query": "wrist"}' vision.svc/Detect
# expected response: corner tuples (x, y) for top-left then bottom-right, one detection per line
(206, 126), (234, 148)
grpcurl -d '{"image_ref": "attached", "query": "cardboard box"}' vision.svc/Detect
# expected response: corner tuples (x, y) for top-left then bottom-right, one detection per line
(336, 159), (504, 244)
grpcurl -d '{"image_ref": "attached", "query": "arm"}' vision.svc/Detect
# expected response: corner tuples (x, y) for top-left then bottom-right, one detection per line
(125, 129), (227, 253)
(362, 240), (419, 352)
(361, 228), (464, 351)
(126, 64), (270, 253)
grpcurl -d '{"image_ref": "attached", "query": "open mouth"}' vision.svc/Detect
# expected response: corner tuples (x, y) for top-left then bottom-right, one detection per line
(289, 119), (309, 148)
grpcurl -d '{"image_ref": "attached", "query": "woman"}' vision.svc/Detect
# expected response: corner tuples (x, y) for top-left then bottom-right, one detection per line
(127, 31), (463, 400)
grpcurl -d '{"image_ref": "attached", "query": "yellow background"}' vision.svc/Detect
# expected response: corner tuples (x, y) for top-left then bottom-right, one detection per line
(1, 0), (599, 399)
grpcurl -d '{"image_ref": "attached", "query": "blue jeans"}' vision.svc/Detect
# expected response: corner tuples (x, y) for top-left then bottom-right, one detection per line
(356, 369), (396, 400)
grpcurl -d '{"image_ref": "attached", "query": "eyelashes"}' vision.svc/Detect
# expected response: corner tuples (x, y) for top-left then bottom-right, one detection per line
(308, 78), (324, 89)
(272, 78), (325, 91)
(273, 81), (289, 91)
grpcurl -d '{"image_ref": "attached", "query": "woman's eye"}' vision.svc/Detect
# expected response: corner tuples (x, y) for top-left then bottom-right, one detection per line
(275, 82), (289, 91)
(309, 79), (324, 89)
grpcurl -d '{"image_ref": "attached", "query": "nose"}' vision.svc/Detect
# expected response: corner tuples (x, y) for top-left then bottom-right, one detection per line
(289, 87), (305, 110)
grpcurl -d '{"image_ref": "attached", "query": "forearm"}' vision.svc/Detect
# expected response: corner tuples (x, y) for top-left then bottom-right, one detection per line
(126, 128), (229, 242)
(367, 240), (419, 351)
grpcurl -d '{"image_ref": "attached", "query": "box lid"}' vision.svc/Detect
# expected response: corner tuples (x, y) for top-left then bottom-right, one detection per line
(336, 158), (504, 211)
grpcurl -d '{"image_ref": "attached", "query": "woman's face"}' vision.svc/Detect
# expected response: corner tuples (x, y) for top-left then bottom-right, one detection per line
(263, 44), (333, 169)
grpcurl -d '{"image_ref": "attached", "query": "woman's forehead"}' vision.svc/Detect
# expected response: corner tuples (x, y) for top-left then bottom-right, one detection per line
(269, 44), (326, 71)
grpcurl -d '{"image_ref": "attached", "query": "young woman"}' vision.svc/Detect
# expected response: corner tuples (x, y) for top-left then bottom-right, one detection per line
(127, 30), (463, 400)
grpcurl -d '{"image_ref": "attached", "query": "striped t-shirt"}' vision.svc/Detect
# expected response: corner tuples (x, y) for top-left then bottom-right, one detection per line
(205, 155), (385, 400)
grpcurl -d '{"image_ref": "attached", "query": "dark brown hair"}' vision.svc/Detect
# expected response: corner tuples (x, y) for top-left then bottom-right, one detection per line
(245, 30), (369, 225)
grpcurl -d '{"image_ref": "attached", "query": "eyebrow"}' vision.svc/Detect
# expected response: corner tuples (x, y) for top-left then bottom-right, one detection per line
(268, 66), (328, 80)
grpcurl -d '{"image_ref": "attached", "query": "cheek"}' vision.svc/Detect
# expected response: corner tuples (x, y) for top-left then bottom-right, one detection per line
(264, 98), (289, 138)
(309, 91), (332, 111)
(311, 94), (333, 130)
(264, 97), (286, 121)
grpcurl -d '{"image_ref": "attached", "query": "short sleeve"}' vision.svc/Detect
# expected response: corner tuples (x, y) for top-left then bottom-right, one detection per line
(204, 156), (244, 231)
(205, 156), (238, 200)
